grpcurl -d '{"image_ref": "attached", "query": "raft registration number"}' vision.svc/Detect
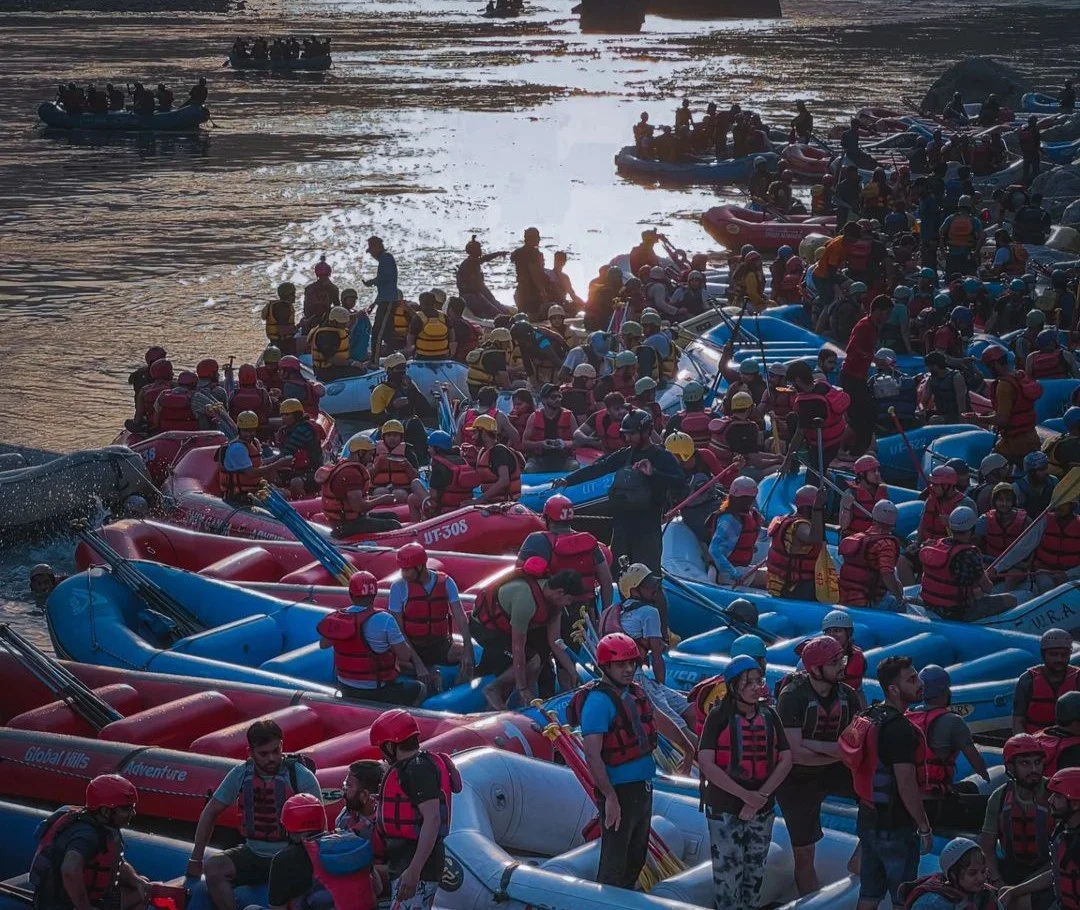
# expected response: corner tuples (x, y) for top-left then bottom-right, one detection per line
(423, 520), (469, 548)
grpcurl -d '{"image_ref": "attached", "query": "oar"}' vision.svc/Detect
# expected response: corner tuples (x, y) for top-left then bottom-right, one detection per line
(254, 486), (355, 584)
(988, 466), (1080, 574)
(791, 452), (874, 522)
(663, 472), (728, 523)
(660, 568), (778, 643)
(811, 417), (839, 604)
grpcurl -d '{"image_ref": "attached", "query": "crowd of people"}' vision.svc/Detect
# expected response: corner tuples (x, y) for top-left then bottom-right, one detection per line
(55, 77), (208, 115)
(230, 36), (332, 61)
(633, 99), (784, 162)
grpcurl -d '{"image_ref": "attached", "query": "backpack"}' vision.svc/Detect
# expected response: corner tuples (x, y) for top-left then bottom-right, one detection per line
(838, 704), (898, 802)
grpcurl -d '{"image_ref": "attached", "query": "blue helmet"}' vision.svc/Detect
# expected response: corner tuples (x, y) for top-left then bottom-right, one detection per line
(962, 278), (982, 295)
(950, 306), (973, 326)
(893, 285), (913, 300)
(919, 267), (937, 281)
(589, 332), (610, 356)
(1065, 407), (1080, 431)
(1010, 278), (1027, 293)
(731, 633), (767, 660)
(919, 664), (951, 699)
(777, 245), (795, 259)
(724, 654), (762, 683)
(427, 430), (453, 451)
(738, 359), (760, 375)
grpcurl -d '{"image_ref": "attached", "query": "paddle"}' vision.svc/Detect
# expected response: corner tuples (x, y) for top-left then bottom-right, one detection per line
(811, 417), (840, 604)
(989, 466), (1080, 574)
(660, 568), (778, 643)
(254, 486), (356, 585)
(663, 472), (728, 523)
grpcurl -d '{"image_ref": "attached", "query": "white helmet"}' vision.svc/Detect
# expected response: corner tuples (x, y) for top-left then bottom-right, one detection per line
(948, 505), (977, 533)
(940, 837), (981, 878)
(872, 500), (898, 526)
(822, 609), (853, 632)
(729, 476), (759, 498)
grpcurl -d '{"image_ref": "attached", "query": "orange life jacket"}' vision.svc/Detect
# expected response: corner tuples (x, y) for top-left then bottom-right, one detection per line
(707, 707), (781, 786)
(838, 531), (899, 607)
(474, 445), (523, 499)
(706, 508), (763, 567)
(321, 461), (372, 523)
(156, 387), (198, 431)
(216, 439), (263, 499)
(590, 411), (625, 453)
(846, 483), (888, 535)
(766, 514), (821, 594)
(676, 408), (715, 449)
(997, 781), (1051, 866)
(991, 372), (1041, 439)
(524, 407), (573, 444)
(918, 489), (966, 541)
(371, 442), (417, 490)
(430, 453), (479, 512)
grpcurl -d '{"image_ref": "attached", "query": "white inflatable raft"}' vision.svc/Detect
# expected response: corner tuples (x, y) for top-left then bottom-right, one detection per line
(318, 359), (469, 417)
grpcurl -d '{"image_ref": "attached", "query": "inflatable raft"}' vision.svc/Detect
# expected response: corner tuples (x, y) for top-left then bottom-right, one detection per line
(37, 102), (210, 131)
(614, 147), (779, 184)
(227, 52), (332, 70)
(780, 143), (831, 178)
(319, 359), (469, 417)
(702, 205), (836, 250)
(1021, 92), (1065, 114)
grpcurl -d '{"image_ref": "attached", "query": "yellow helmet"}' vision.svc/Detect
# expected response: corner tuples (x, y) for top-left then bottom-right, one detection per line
(488, 327), (512, 344)
(236, 410), (260, 431)
(348, 434), (376, 454)
(383, 353), (407, 370)
(731, 391), (754, 411)
(472, 414), (498, 434)
(381, 419), (405, 435)
(279, 398), (304, 416)
(329, 306), (351, 326)
(665, 431), (695, 462)
(618, 563), (655, 599)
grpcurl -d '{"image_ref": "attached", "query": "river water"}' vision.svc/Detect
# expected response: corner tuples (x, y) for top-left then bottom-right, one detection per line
(1, 0), (1078, 638)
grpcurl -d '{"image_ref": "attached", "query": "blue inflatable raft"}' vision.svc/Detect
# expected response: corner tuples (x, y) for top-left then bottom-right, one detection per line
(614, 146), (779, 184)
(37, 102), (210, 131)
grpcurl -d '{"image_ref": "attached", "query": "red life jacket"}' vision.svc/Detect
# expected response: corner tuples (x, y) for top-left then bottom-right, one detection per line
(998, 781), (1051, 867)
(847, 482), (888, 535)
(843, 645), (867, 692)
(919, 537), (981, 615)
(1053, 825), (1080, 910)
(983, 509), (1028, 558)
(140, 380), (171, 428)
(794, 382), (848, 450)
(215, 439), (263, 499)
(707, 707), (781, 786)
(765, 515), (821, 592)
(316, 608), (398, 685)
(707, 416), (736, 467)
(301, 836), (376, 910)
(276, 418), (323, 471)
(1035, 727), (1080, 776)
(156, 387), (198, 431)
(781, 674), (856, 743)
(236, 757), (308, 842)
(905, 707), (957, 797)
(460, 407), (498, 447)
(839, 704), (927, 805)
(430, 454), (479, 511)
(377, 752), (461, 841)
(901, 873), (998, 910)
(770, 387), (795, 421)
(991, 372), (1041, 439)
(508, 408), (532, 442)
(918, 488), (966, 541)
(1036, 512), (1080, 571)
(946, 213), (977, 250)
(371, 442), (417, 490)
(524, 407), (573, 445)
(838, 531), (899, 607)
(1032, 351), (1070, 381)
(597, 598), (653, 657)
(229, 386), (272, 429)
(257, 365), (284, 394)
(30, 808), (121, 905)
(591, 410), (625, 453)
(475, 445), (523, 499)
(611, 369), (637, 399)
(567, 679), (658, 767)
(706, 508), (763, 567)
(472, 573), (551, 636)
(282, 378), (323, 418)
(677, 408), (715, 448)
(321, 462), (372, 523)
(1019, 127), (1039, 155)
(544, 530), (602, 604)
(401, 572), (452, 644)
(1025, 667), (1080, 733)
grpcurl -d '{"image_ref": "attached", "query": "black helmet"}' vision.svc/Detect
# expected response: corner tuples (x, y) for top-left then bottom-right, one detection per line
(620, 409), (654, 434)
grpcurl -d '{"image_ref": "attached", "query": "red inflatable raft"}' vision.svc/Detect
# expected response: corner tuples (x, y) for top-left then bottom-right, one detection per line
(702, 206), (836, 251)
(780, 143), (831, 179)
(0, 654), (550, 828)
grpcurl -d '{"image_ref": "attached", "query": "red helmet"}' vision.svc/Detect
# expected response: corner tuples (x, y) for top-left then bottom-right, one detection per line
(800, 635), (845, 673)
(396, 542), (427, 570)
(929, 465), (957, 486)
(348, 570), (378, 599)
(1049, 767), (1080, 801)
(145, 345), (167, 366)
(149, 359), (173, 381)
(853, 454), (880, 475)
(314, 257), (332, 278)
(596, 632), (642, 665)
(86, 774), (137, 810)
(521, 556), (549, 578)
(238, 363), (257, 387)
(196, 358), (219, 380)
(177, 371), (198, 388)
(370, 709), (419, 748)
(281, 793), (326, 834)
(543, 494), (574, 523)
(1003, 733), (1045, 764)
(279, 355), (302, 372)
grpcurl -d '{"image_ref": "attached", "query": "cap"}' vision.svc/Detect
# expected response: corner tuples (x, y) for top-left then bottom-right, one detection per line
(730, 634), (767, 660)
(929, 465), (957, 486)
(794, 484), (818, 508)
(236, 411), (259, 430)
(621, 321), (643, 337)
(874, 348), (898, 365)
(383, 352), (407, 370)
(665, 431), (695, 462)
(1024, 451), (1049, 472)
(471, 414), (498, 434)
(348, 434), (375, 453)
(738, 359), (760, 375)
(614, 351), (638, 368)
(1041, 628), (1073, 652)
(940, 837), (980, 878)
(328, 306), (351, 326)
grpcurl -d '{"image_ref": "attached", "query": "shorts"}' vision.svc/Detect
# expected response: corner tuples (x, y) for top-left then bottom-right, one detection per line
(411, 637), (454, 668)
(388, 878), (438, 910)
(776, 763), (855, 847)
(221, 844), (274, 887)
(339, 678), (425, 706)
(856, 822), (919, 903)
(470, 617), (542, 676)
(636, 673), (690, 726)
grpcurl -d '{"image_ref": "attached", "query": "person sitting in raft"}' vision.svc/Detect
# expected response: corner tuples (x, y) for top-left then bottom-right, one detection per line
(898, 837), (1001, 910)
(838, 499), (908, 612)
(1025, 494), (1080, 594)
(467, 414), (524, 505)
(455, 235), (509, 319)
(764, 484), (825, 601)
(510, 319), (566, 388)
(180, 76), (208, 108)
(574, 391), (630, 455)
(308, 306), (366, 382)
(262, 398), (325, 498)
(127, 344), (167, 404)
(466, 328), (517, 398)
(191, 359), (230, 430)
(415, 431), (477, 520)
(216, 411), (275, 505)
(405, 291), (456, 362)
(318, 435), (402, 538)
(277, 355), (324, 418)
(228, 364), (274, 437)
(707, 475), (766, 587)
(317, 571), (434, 705)
(456, 386), (519, 449)
(186, 720), (323, 906)
(520, 383), (580, 474)
(370, 352), (433, 455)
(560, 361), (598, 423)
(127, 356), (173, 435)
(153, 370), (199, 432)
(369, 420), (424, 503)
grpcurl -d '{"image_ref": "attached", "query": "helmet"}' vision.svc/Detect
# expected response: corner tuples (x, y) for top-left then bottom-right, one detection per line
(620, 409), (653, 434)
(597, 632), (642, 665)
(892, 285), (913, 300)
(1041, 628), (1073, 652)
(957, 194), (973, 209)
(196, 358), (219, 379)
(1037, 329), (1059, 351)
(786, 256), (805, 274)
(1010, 278), (1027, 293)
(1058, 692), (1080, 726)
(381, 419), (405, 435)
(521, 556), (550, 578)
(281, 793), (326, 834)
(614, 351), (638, 369)
(919, 267), (937, 281)
(1053, 269), (1068, 288)
(29, 563), (54, 581)
(849, 281), (867, 297)
(281, 398), (309, 418)
(822, 609), (854, 632)
(724, 654), (761, 683)
(383, 352), (408, 369)
(730, 391), (754, 411)
(149, 359), (173, 381)
(472, 414), (498, 434)
(86, 774), (137, 811)
(991, 481), (1015, 501)
(777, 245), (794, 259)
(543, 494), (574, 523)
(794, 485), (818, 508)
(1049, 768), (1080, 801)
(1024, 451), (1049, 472)
(259, 344), (280, 363)
(1027, 310), (1047, 328)
(934, 292), (953, 309)
(1066, 408), (1080, 431)
(236, 410), (260, 431)
(872, 500), (898, 525)
(396, 542), (427, 569)
(145, 345), (167, 365)
(1003, 733), (1045, 764)
(682, 380), (705, 403)
(753, 157), (766, 167)
(348, 570), (378, 599)
(919, 664), (951, 699)
(768, 361), (788, 378)
(940, 837), (981, 878)
(348, 434), (375, 454)
(665, 432), (695, 463)
(314, 257), (332, 278)
(980, 344), (1007, 366)
(622, 321), (644, 337)
(854, 454), (880, 475)
(635, 376), (658, 395)
(687, 270), (705, 284)
(738, 360), (760, 375)
(279, 355), (303, 371)
(946, 457), (969, 476)
(618, 563), (655, 599)
(929, 465), (957, 486)
(329, 306), (351, 326)
(728, 598), (758, 626)
(962, 278), (982, 295)
(948, 506), (977, 532)
(648, 267), (666, 281)
(744, 250), (762, 264)
(574, 363), (597, 379)
(238, 363), (257, 386)
(589, 332), (611, 356)
(950, 306), (973, 326)
(427, 430), (453, 451)
(729, 476), (758, 497)
(640, 310), (663, 327)
(177, 371), (198, 388)
(547, 304), (566, 319)
(730, 634), (767, 660)
(369, 709), (419, 747)
(801, 636), (845, 673)
(980, 453), (1008, 476)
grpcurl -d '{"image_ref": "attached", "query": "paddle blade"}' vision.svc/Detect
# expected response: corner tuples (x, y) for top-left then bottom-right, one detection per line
(815, 546), (839, 604)
(1051, 466), (1080, 508)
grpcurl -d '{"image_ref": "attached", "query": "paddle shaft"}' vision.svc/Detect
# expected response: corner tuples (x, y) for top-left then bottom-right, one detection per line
(988, 466), (1080, 573)
(888, 406), (930, 487)
(663, 471), (727, 522)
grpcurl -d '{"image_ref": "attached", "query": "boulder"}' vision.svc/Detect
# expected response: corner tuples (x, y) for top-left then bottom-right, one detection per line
(921, 57), (1033, 113)
(1063, 199), (1080, 227)
(1031, 164), (1080, 220)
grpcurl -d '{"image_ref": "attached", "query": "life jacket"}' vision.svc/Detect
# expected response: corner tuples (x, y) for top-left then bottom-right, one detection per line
(30, 808), (121, 907)
(946, 213), (977, 250)
(998, 781), (1051, 867)
(1025, 667), (1080, 733)
(983, 509), (1028, 558)
(929, 369), (965, 421)
(430, 453), (479, 511)
(1036, 512), (1080, 571)
(651, 335), (679, 381)
(309, 325), (350, 368)
(934, 323), (965, 358)
(544, 530), (602, 604)
(839, 703), (926, 805)
(919, 537), (981, 616)
(415, 312), (450, 358)
(705, 706), (781, 786)
(316, 608), (398, 685)
(401, 572), (452, 644)
(301, 834), (376, 910)
(1053, 825), (1080, 910)
(236, 755), (313, 842)
(847, 483), (888, 535)
(1019, 126), (1039, 155)
(475, 445), (523, 499)
(991, 372), (1041, 439)
(460, 407), (498, 447)
(591, 411), (625, 453)
(918, 489), (966, 541)
(392, 301), (413, 341)
(843, 646), (868, 692)
(900, 873), (998, 910)
(257, 364), (284, 395)
(905, 707), (957, 797)
(567, 679), (658, 767)
(838, 531), (898, 607)
(706, 507), (763, 567)
(278, 418), (324, 471)
(611, 369), (637, 399)
(524, 407), (573, 445)
(472, 572), (551, 636)
(371, 442), (417, 490)
(466, 348), (498, 390)
(794, 382), (848, 450)
(320, 461), (372, 523)
(140, 380), (171, 428)
(1032, 350), (1070, 381)
(262, 298), (295, 342)
(508, 407), (532, 442)
(1003, 243), (1031, 276)
(782, 673), (856, 743)
(282, 378), (322, 418)
(155, 387), (198, 431)
(229, 385), (273, 430)
(377, 751), (461, 841)
(215, 439), (263, 499)
(811, 184), (830, 215)
(766, 514), (821, 596)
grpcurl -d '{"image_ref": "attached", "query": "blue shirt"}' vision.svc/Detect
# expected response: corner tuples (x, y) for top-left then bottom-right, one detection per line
(370, 252), (399, 304)
(349, 312), (371, 362)
(388, 572), (461, 614)
(579, 689), (656, 784)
